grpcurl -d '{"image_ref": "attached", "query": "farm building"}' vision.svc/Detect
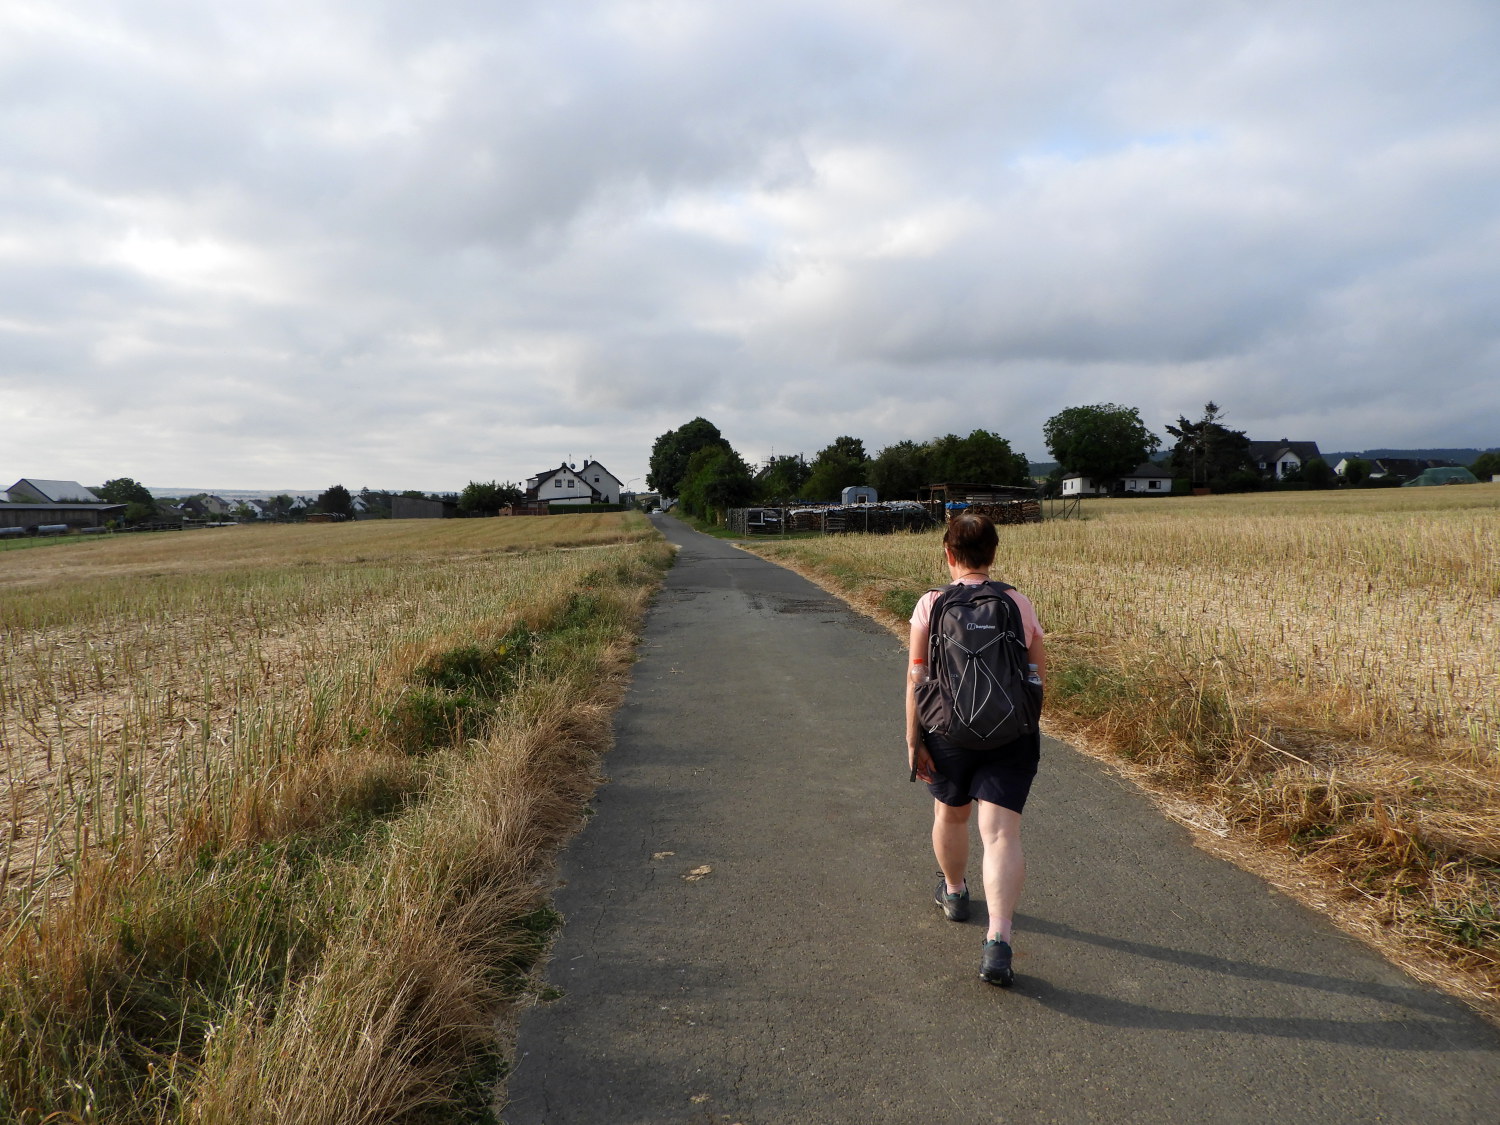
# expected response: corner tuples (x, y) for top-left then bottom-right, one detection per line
(0, 478), (123, 530)
(1247, 440), (1323, 480)
(0, 503), (125, 530)
(6, 478), (101, 503)
(1060, 473), (1105, 497)
(524, 460), (623, 506)
(392, 496), (458, 519)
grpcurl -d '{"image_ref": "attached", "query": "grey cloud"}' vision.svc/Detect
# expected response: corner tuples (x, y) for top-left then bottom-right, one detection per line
(3, 0), (1498, 490)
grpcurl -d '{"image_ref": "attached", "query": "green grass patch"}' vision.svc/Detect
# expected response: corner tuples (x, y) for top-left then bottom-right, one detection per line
(882, 588), (922, 620)
(1415, 897), (1500, 951)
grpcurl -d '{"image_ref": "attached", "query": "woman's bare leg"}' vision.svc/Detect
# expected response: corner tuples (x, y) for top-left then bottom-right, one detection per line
(977, 801), (1025, 941)
(932, 799), (972, 891)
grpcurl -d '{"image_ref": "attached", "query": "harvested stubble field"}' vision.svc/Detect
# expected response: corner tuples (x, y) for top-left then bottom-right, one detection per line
(0, 514), (670, 1123)
(745, 485), (1500, 1015)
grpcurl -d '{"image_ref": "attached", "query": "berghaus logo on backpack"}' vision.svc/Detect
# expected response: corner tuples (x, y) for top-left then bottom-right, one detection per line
(915, 580), (1040, 750)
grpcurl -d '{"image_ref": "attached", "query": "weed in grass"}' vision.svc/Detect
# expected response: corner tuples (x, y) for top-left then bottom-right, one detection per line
(383, 686), (486, 753)
(882, 588), (922, 621)
(1418, 898), (1500, 951)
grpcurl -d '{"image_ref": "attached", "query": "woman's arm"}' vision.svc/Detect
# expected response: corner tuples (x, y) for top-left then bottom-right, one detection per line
(907, 622), (935, 781)
(1028, 633), (1047, 692)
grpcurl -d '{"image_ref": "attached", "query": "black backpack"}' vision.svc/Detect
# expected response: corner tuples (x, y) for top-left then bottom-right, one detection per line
(914, 580), (1040, 750)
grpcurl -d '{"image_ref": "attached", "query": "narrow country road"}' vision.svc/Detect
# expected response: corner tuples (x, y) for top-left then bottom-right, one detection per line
(504, 515), (1500, 1124)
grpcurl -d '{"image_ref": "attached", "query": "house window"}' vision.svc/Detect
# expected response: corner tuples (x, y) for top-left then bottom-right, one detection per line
(1149, 480), (1161, 490)
(593, 476), (599, 482)
(554, 480), (562, 488)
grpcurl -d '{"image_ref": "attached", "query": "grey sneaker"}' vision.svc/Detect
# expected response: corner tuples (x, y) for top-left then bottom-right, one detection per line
(980, 938), (1014, 986)
(934, 877), (970, 922)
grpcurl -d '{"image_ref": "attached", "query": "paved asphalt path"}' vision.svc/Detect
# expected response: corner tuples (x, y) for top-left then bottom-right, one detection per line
(505, 515), (1500, 1124)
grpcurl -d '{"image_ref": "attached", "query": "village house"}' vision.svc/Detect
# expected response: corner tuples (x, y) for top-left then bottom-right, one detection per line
(524, 460), (623, 506)
(177, 495), (232, 519)
(1332, 456), (1457, 482)
(1060, 462), (1172, 497)
(1120, 462), (1173, 494)
(1247, 440), (1323, 480)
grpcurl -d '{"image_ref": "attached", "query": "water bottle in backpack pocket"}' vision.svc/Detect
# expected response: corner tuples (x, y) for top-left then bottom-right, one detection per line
(914, 581), (1041, 750)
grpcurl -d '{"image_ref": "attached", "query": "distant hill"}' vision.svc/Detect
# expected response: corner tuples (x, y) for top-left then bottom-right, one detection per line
(147, 487), (323, 500)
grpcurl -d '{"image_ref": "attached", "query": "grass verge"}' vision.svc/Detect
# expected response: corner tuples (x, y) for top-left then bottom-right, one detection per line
(1, 525), (672, 1122)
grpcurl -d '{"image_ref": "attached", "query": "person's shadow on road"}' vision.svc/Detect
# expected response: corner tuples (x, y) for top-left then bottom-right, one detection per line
(1002, 914), (1496, 1051)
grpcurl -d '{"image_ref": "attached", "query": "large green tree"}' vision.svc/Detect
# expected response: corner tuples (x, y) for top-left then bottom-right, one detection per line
(1043, 404), (1160, 492)
(927, 430), (1030, 486)
(647, 417), (725, 497)
(315, 484), (355, 518)
(1164, 402), (1254, 490)
(96, 477), (154, 506)
(1471, 451), (1500, 481)
(755, 454), (811, 503)
(802, 436), (869, 500)
(1299, 458), (1335, 489)
(679, 443), (755, 521)
(96, 477), (158, 525)
(868, 440), (932, 500)
(1340, 458), (1372, 487)
(459, 480), (523, 515)
(357, 488), (393, 518)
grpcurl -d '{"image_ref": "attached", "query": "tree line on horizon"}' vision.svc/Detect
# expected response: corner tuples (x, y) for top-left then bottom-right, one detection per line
(648, 405), (1500, 523)
(646, 419), (1034, 522)
(84, 480), (532, 525)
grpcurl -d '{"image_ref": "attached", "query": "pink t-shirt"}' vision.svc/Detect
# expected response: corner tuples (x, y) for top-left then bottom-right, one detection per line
(909, 579), (1044, 648)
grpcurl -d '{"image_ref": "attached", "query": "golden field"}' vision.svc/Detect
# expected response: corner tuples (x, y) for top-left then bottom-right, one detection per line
(0, 514), (669, 1122)
(747, 484), (1500, 1008)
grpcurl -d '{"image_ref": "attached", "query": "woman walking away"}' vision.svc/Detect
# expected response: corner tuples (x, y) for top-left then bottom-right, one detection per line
(906, 512), (1046, 986)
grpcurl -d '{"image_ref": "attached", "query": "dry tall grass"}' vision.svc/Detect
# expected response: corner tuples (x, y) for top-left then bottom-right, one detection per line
(747, 485), (1500, 1010)
(0, 514), (670, 1122)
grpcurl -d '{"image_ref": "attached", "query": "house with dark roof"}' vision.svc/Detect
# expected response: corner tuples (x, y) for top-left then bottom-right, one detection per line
(1367, 457), (1456, 482)
(1247, 440), (1323, 480)
(1120, 461), (1173, 494)
(524, 460), (623, 506)
(1061, 462), (1173, 497)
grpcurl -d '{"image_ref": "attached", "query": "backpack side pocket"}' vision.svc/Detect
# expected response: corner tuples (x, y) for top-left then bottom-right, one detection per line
(914, 677), (948, 736)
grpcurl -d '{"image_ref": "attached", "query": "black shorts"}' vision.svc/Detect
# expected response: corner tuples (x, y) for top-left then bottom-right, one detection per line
(924, 728), (1041, 814)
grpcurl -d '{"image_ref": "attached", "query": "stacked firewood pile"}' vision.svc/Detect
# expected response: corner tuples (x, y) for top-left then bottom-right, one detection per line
(964, 499), (1042, 525)
(730, 502), (934, 536)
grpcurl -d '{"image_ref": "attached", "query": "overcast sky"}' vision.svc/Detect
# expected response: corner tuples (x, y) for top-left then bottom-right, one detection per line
(3, 0), (1497, 491)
